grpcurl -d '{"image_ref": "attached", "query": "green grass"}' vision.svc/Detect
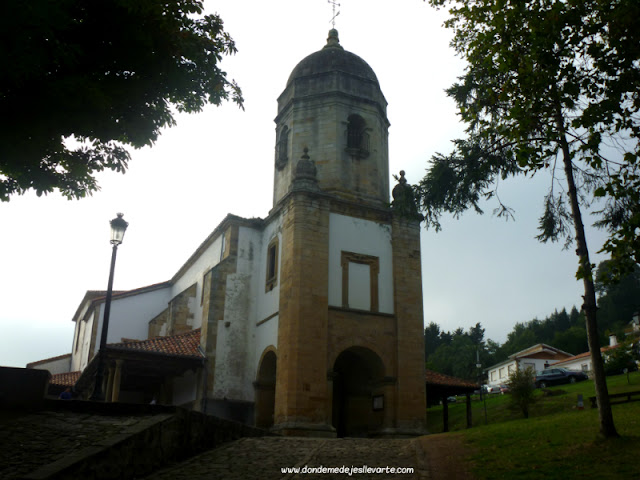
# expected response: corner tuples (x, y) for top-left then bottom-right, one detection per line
(427, 372), (640, 479)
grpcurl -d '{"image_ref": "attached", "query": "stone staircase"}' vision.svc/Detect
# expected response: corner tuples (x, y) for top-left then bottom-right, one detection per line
(0, 400), (269, 480)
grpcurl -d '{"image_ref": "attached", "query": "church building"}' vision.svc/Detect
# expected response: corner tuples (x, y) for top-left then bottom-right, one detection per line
(32, 30), (427, 437)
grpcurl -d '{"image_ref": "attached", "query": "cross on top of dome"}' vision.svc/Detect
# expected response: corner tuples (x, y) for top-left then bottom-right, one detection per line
(328, 0), (340, 29)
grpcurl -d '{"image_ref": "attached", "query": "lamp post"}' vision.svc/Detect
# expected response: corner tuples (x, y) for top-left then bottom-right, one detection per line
(91, 213), (128, 401)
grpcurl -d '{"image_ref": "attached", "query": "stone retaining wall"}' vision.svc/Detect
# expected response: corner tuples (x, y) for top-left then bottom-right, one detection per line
(12, 400), (272, 480)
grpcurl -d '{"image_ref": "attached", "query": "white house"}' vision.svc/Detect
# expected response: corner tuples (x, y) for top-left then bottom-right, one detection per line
(486, 344), (574, 386)
(553, 334), (623, 372)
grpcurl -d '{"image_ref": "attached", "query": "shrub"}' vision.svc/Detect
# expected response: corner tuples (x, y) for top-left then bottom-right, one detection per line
(604, 341), (639, 376)
(507, 368), (537, 419)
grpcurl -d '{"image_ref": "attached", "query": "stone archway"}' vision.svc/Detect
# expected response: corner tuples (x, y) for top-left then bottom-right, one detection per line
(255, 350), (277, 429)
(331, 347), (385, 437)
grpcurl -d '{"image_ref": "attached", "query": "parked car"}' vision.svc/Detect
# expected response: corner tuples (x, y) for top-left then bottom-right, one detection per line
(499, 384), (510, 394)
(484, 385), (501, 394)
(534, 368), (588, 388)
(446, 396), (457, 403)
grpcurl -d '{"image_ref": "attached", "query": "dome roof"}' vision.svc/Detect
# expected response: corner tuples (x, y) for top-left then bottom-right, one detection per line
(286, 29), (379, 87)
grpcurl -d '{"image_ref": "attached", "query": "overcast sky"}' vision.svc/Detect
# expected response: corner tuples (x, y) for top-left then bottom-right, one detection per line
(0, 0), (611, 368)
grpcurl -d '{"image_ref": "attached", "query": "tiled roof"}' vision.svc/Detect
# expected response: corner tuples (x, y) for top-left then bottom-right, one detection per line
(50, 371), (81, 386)
(27, 352), (71, 368)
(554, 344), (621, 366)
(554, 351), (592, 364)
(108, 328), (202, 359)
(508, 343), (573, 360)
(425, 369), (478, 389)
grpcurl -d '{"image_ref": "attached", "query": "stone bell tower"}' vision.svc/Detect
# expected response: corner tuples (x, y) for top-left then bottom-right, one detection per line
(272, 29), (390, 208)
(270, 30), (426, 437)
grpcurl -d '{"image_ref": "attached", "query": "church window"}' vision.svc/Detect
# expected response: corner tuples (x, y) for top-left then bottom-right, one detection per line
(340, 251), (379, 312)
(345, 114), (370, 159)
(265, 237), (279, 292)
(275, 126), (289, 170)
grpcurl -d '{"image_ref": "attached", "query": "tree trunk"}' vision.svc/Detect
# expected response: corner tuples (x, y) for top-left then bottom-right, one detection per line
(555, 108), (619, 439)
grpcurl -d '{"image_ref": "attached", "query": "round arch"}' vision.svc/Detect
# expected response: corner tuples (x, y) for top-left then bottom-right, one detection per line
(331, 346), (386, 437)
(254, 347), (277, 429)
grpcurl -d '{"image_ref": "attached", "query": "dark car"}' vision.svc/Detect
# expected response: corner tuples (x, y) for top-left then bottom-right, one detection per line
(534, 368), (589, 388)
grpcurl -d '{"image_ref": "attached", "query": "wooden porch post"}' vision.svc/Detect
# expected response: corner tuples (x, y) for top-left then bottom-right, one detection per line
(105, 364), (115, 403)
(442, 393), (449, 433)
(111, 359), (124, 403)
(466, 392), (472, 428)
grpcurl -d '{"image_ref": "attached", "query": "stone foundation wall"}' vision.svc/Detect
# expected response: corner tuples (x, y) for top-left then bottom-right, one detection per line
(148, 308), (169, 338)
(167, 284), (197, 336)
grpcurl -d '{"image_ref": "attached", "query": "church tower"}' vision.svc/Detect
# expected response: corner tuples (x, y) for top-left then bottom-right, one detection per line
(269, 30), (426, 437)
(273, 29), (389, 208)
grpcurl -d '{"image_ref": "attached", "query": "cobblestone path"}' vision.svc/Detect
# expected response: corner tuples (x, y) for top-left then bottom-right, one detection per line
(144, 437), (426, 480)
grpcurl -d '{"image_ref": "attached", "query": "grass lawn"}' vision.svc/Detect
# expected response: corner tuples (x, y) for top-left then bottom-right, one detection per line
(427, 372), (640, 479)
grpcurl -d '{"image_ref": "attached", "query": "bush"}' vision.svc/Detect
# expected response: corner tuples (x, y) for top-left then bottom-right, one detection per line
(604, 341), (639, 376)
(507, 368), (537, 419)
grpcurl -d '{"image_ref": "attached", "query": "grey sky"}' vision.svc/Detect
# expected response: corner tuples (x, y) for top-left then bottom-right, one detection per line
(0, 0), (610, 368)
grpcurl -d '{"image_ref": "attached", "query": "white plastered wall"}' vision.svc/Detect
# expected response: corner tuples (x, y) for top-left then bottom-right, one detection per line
(488, 359), (517, 386)
(488, 357), (564, 386)
(212, 217), (282, 403)
(518, 357), (561, 373)
(328, 213), (394, 313)
(93, 287), (173, 348)
(33, 355), (71, 375)
(555, 357), (592, 372)
(251, 217), (282, 393)
(172, 235), (224, 330)
(72, 308), (97, 372)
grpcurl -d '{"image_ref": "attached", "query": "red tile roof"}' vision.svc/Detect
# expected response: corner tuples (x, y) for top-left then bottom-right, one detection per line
(108, 328), (202, 358)
(425, 369), (479, 389)
(50, 371), (81, 386)
(554, 344), (620, 366)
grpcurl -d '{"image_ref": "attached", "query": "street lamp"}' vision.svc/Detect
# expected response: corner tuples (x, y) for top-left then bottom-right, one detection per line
(91, 213), (129, 401)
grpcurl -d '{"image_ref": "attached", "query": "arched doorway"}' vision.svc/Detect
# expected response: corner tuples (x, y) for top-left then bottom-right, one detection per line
(254, 350), (276, 429)
(331, 347), (385, 437)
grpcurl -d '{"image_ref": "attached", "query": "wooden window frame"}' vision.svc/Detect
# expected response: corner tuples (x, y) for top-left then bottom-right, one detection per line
(265, 237), (279, 292)
(340, 251), (379, 312)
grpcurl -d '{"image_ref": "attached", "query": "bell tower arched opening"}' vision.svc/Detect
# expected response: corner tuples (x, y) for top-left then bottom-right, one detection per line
(331, 346), (385, 437)
(255, 350), (277, 429)
(346, 114), (369, 159)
